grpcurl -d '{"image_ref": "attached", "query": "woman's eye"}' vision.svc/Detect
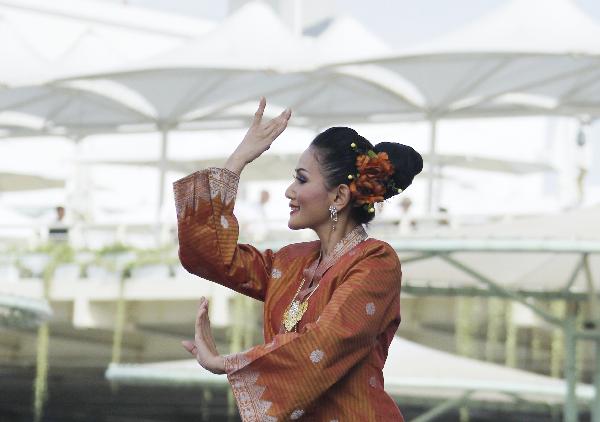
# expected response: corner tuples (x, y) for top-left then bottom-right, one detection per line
(292, 174), (305, 183)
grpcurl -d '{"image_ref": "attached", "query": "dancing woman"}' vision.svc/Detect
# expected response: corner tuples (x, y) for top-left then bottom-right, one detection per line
(176, 98), (423, 421)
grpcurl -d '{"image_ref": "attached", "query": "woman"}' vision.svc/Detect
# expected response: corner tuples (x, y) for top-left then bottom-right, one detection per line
(176, 98), (423, 421)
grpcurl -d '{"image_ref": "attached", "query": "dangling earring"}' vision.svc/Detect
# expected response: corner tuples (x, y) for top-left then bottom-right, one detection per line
(329, 205), (338, 231)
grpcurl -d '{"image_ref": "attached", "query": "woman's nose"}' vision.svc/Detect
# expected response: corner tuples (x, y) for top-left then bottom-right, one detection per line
(285, 183), (294, 200)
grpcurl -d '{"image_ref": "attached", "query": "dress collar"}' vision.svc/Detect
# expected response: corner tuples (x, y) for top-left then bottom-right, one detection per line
(302, 224), (369, 288)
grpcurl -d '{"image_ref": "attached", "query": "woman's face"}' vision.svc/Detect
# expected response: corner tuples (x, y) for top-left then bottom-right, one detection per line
(285, 147), (333, 231)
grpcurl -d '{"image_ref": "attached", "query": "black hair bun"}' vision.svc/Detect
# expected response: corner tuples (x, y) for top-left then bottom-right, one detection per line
(375, 142), (423, 198)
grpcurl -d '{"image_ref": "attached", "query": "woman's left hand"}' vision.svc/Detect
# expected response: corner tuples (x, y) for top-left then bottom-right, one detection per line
(181, 297), (226, 374)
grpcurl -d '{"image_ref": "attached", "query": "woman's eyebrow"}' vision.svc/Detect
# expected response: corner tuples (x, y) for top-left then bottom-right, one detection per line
(295, 168), (309, 174)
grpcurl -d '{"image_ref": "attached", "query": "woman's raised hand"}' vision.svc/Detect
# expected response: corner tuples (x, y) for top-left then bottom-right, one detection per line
(181, 297), (225, 374)
(227, 97), (291, 172)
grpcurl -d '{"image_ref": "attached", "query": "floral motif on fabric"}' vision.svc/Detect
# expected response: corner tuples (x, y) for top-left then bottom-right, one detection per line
(309, 349), (325, 364)
(208, 167), (239, 207)
(290, 409), (305, 420)
(369, 375), (378, 388)
(224, 353), (276, 422)
(271, 268), (282, 279)
(220, 215), (229, 229)
(365, 302), (376, 316)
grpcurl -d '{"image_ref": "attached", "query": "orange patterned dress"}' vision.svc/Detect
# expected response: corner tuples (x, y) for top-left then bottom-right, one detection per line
(174, 167), (404, 421)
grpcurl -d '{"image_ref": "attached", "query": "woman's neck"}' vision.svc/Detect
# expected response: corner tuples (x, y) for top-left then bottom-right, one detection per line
(317, 219), (359, 258)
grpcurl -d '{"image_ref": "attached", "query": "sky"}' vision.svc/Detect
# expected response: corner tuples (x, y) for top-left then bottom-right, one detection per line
(125, 0), (600, 48)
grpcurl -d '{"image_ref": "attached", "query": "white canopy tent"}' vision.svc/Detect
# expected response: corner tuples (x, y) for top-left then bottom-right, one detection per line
(308, 14), (391, 64)
(0, 0), (217, 231)
(0, 0), (215, 86)
(395, 204), (600, 295)
(0, 0), (599, 219)
(308, 0), (600, 213)
(404, 0), (600, 54)
(105, 336), (593, 419)
(0, 172), (64, 191)
(0, 205), (40, 241)
(0, 1), (405, 226)
(0, 294), (52, 328)
(389, 203), (600, 422)
(79, 151), (554, 181)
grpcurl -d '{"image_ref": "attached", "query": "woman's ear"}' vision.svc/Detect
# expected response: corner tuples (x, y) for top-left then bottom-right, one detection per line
(334, 184), (352, 210)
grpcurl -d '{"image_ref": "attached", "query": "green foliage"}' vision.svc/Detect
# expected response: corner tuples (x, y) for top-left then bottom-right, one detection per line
(12, 242), (181, 280)
(97, 242), (131, 256)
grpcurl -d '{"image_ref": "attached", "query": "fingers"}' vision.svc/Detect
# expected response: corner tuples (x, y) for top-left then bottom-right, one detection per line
(195, 297), (209, 329)
(253, 97), (266, 125)
(185, 298), (221, 370)
(267, 108), (291, 139)
(195, 297), (212, 343)
(181, 339), (197, 356)
(283, 107), (292, 120)
(264, 107), (291, 131)
(196, 297), (208, 315)
(254, 98), (291, 130)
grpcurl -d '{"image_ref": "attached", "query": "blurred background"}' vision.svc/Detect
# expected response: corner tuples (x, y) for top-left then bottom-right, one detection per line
(1, 0), (600, 420)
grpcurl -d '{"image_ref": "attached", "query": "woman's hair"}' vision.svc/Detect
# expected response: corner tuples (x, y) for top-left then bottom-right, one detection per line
(310, 127), (423, 226)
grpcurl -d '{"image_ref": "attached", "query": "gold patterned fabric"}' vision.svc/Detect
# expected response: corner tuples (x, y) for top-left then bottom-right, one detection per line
(174, 167), (404, 421)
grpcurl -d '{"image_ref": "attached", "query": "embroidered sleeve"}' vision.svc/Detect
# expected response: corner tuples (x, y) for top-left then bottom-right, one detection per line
(174, 167), (239, 219)
(223, 243), (402, 420)
(173, 167), (276, 301)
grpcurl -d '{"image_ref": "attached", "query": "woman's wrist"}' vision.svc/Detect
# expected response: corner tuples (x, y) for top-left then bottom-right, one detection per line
(224, 155), (246, 176)
(214, 355), (226, 375)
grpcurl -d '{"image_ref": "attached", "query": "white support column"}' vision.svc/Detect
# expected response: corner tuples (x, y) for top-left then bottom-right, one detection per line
(585, 251), (600, 422)
(156, 129), (169, 245)
(412, 392), (473, 422)
(564, 316), (578, 422)
(594, 338), (600, 422)
(66, 137), (88, 218)
(427, 119), (438, 214)
(584, 254), (600, 321)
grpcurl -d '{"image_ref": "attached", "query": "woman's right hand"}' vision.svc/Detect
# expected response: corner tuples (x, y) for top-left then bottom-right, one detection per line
(228, 97), (291, 171)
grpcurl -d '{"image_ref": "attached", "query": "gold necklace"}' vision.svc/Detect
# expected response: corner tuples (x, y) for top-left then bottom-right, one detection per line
(281, 226), (369, 333)
(282, 253), (321, 333)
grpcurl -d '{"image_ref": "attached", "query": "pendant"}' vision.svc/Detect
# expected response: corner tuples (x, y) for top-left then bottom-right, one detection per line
(283, 299), (309, 332)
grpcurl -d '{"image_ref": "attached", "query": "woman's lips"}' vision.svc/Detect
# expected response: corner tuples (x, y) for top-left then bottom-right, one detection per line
(290, 206), (299, 215)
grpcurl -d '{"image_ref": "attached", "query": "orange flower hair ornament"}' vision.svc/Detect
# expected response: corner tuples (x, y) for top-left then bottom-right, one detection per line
(347, 142), (403, 213)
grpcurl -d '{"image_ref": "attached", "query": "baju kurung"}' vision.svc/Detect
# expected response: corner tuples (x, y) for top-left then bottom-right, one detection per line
(174, 167), (404, 421)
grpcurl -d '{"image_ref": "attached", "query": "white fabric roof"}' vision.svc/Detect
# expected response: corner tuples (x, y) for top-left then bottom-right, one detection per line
(324, 0), (600, 120)
(386, 336), (591, 404)
(105, 336), (592, 406)
(313, 15), (391, 64)
(415, 203), (600, 240)
(2, 0), (600, 135)
(396, 203), (600, 293)
(113, 1), (313, 72)
(0, 0), (215, 86)
(0, 85), (155, 132)
(80, 150), (554, 182)
(0, 171), (64, 191)
(403, 0), (600, 54)
(0, 2), (311, 132)
(0, 1), (408, 134)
